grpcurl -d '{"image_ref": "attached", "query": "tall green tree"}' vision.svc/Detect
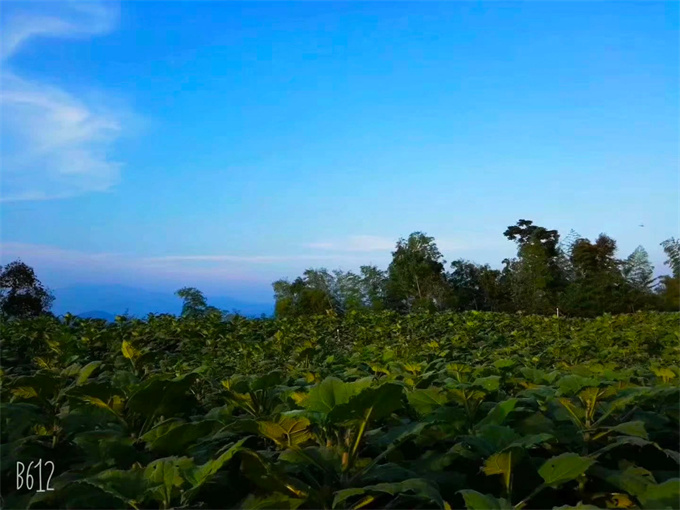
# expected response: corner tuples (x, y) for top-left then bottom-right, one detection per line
(272, 278), (299, 317)
(661, 238), (680, 278)
(562, 234), (626, 316)
(273, 265), (388, 317)
(175, 287), (220, 318)
(385, 232), (449, 312)
(657, 238), (680, 311)
(0, 260), (54, 319)
(272, 270), (338, 318)
(271, 226), (679, 318)
(332, 270), (364, 313)
(621, 246), (656, 311)
(503, 219), (564, 314)
(447, 260), (505, 311)
(359, 265), (387, 311)
(303, 269), (340, 314)
(622, 246), (654, 290)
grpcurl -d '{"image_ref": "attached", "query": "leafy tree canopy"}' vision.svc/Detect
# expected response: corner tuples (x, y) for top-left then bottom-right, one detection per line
(0, 260), (54, 319)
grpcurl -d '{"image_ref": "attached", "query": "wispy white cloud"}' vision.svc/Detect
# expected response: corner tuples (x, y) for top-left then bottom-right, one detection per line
(0, 242), (366, 279)
(0, 1), (133, 202)
(305, 234), (511, 257)
(145, 254), (367, 264)
(0, 242), (265, 284)
(1, 1), (119, 60)
(305, 235), (396, 252)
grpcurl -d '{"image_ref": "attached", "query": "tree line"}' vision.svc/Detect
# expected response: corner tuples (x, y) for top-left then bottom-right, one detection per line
(1, 218), (678, 320)
(272, 219), (680, 318)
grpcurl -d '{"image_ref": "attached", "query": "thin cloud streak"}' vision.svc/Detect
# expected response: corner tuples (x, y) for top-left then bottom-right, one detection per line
(304, 235), (395, 252)
(1, 1), (119, 60)
(145, 254), (368, 264)
(305, 234), (508, 254)
(0, 1), (134, 202)
(0, 242), (368, 272)
(0, 241), (384, 298)
(0, 242), (265, 285)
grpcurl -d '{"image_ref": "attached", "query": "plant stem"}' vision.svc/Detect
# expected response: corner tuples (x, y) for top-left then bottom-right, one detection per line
(514, 483), (546, 510)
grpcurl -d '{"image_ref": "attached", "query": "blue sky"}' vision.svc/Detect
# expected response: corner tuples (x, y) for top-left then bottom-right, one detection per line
(1, 1), (678, 302)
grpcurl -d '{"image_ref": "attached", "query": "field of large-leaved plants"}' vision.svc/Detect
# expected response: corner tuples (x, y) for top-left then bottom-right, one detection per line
(1, 311), (678, 509)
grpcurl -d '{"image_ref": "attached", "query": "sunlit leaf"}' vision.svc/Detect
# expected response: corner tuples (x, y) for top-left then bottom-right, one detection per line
(538, 453), (595, 487)
(458, 490), (512, 510)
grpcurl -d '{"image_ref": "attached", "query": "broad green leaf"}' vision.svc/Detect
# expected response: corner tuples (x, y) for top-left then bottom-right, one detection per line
(473, 376), (501, 392)
(483, 451), (516, 476)
(590, 465), (656, 497)
(505, 433), (554, 450)
(459, 490), (512, 509)
(556, 375), (598, 396)
(11, 386), (38, 400)
(407, 387), (449, 416)
(121, 340), (140, 361)
(300, 377), (371, 414)
(77, 361), (102, 385)
(332, 488), (365, 508)
(608, 420), (649, 439)
(538, 453), (595, 487)
(140, 419), (184, 444)
(127, 373), (198, 418)
(557, 398), (585, 428)
(476, 398), (518, 428)
(520, 368), (548, 384)
(474, 425), (520, 453)
(493, 359), (516, 370)
(0, 403), (44, 442)
(183, 436), (251, 488)
(482, 451), (518, 492)
(371, 421), (427, 448)
(638, 478), (680, 509)
(651, 367), (676, 382)
(251, 371), (283, 391)
(11, 373), (61, 399)
(279, 446), (341, 473)
(290, 391), (309, 406)
(72, 430), (137, 468)
(142, 420), (222, 455)
(361, 463), (419, 484)
(258, 416), (311, 448)
(592, 436), (661, 457)
(663, 449), (680, 465)
(144, 457), (193, 507)
(329, 383), (404, 422)
(333, 478), (445, 509)
(79, 396), (120, 418)
(80, 468), (147, 507)
(242, 493), (305, 509)
(240, 450), (311, 498)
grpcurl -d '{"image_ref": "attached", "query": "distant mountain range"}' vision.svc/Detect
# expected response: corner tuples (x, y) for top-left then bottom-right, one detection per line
(52, 284), (274, 319)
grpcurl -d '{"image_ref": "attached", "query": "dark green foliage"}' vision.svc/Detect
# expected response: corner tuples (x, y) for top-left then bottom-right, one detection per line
(1, 230), (678, 508)
(385, 232), (450, 313)
(0, 260), (54, 319)
(274, 222), (677, 318)
(447, 260), (507, 312)
(175, 287), (222, 319)
(1, 311), (679, 509)
(658, 239), (680, 311)
(273, 273), (337, 318)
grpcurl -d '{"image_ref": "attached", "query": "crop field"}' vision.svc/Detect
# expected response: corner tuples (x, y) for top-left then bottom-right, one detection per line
(1, 311), (679, 509)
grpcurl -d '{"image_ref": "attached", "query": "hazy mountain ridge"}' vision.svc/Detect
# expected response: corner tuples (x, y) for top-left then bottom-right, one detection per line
(53, 284), (274, 319)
